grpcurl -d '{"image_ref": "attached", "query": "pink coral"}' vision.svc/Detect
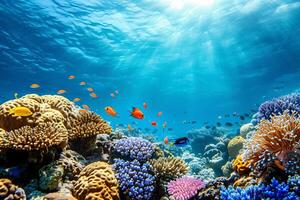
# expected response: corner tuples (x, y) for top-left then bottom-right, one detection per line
(167, 176), (205, 200)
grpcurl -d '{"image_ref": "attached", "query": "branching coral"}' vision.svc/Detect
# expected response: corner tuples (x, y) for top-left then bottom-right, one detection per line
(73, 161), (119, 200)
(167, 176), (205, 200)
(0, 178), (26, 200)
(243, 111), (300, 169)
(150, 157), (188, 182)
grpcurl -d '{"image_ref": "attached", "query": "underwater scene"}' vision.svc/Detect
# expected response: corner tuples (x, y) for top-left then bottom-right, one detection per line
(0, 0), (300, 199)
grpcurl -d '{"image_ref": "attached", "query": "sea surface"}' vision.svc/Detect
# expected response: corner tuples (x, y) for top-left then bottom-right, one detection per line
(0, 0), (300, 139)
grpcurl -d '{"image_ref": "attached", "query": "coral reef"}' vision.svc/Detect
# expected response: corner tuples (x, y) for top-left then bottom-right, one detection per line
(114, 137), (154, 162)
(167, 176), (205, 200)
(240, 123), (256, 138)
(221, 161), (233, 177)
(233, 155), (251, 175)
(227, 136), (244, 158)
(0, 178), (26, 200)
(38, 161), (64, 192)
(73, 161), (119, 200)
(113, 159), (155, 200)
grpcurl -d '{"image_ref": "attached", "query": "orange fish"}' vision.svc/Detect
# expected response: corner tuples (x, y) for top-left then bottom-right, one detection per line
(128, 124), (132, 131)
(87, 88), (94, 92)
(80, 81), (87, 86)
(73, 98), (81, 102)
(143, 102), (148, 109)
(110, 93), (115, 97)
(157, 111), (163, 117)
(79, 109), (88, 113)
(68, 75), (76, 79)
(57, 89), (66, 94)
(130, 107), (144, 119)
(90, 93), (98, 98)
(105, 106), (117, 117)
(82, 104), (90, 110)
(164, 136), (169, 144)
(30, 83), (40, 88)
(151, 121), (157, 126)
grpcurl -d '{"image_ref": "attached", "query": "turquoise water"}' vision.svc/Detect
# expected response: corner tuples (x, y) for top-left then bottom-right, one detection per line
(1, 0), (300, 139)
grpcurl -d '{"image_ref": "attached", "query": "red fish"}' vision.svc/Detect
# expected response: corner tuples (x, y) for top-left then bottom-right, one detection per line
(105, 106), (118, 117)
(157, 111), (163, 117)
(151, 121), (157, 126)
(143, 102), (148, 109)
(130, 107), (144, 119)
(164, 136), (169, 144)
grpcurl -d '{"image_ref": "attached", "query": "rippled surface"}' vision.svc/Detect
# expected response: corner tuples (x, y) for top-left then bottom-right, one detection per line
(0, 0), (300, 132)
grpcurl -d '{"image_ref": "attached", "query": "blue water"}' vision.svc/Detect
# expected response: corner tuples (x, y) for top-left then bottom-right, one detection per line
(0, 0), (300, 139)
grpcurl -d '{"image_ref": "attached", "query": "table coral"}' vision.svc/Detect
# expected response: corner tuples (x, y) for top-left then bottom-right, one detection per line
(73, 161), (119, 200)
(0, 178), (26, 200)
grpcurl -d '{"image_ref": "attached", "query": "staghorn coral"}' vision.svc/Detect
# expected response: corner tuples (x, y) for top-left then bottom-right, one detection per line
(0, 178), (26, 200)
(150, 157), (188, 182)
(227, 136), (244, 158)
(167, 176), (205, 200)
(243, 111), (300, 167)
(233, 155), (251, 175)
(73, 161), (119, 200)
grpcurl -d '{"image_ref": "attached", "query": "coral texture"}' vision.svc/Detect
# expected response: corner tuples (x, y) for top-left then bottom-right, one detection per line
(73, 161), (119, 200)
(227, 136), (244, 158)
(114, 137), (154, 162)
(113, 159), (155, 200)
(168, 176), (205, 200)
(0, 178), (26, 200)
(233, 155), (251, 175)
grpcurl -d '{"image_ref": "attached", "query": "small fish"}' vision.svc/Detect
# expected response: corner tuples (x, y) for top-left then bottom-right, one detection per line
(244, 113), (250, 117)
(110, 93), (115, 97)
(157, 111), (162, 117)
(151, 121), (157, 126)
(30, 83), (40, 88)
(105, 106), (118, 117)
(90, 93), (98, 98)
(174, 137), (189, 147)
(115, 90), (119, 95)
(79, 109), (88, 113)
(14, 93), (18, 99)
(73, 98), (81, 102)
(143, 102), (148, 109)
(80, 81), (87, 86)
(128, 124), (132, 131)
(164, 136), (169, 144)
(87, 88), (94, 92)
(240, 116), (245, 120)
(167, 128), (173, 131)
(68, 75), (76, 79)
(130, 107), (144, 119)
(57, 89), (66, 94)
(82, 104), (90, 110)
(225, 122), (233, 127)
(205, 125), (211, 129)
(191, 121), (197, 124)
(9, 106), (33, 117)
(162, 121), (167, 128)
(216, 122), (221, 127)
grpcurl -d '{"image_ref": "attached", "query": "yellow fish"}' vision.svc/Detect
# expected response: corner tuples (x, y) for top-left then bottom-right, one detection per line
(9, 107), (33, 117)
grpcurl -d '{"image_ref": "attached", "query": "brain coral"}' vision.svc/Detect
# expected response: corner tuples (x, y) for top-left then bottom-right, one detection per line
(114, 137), (154, 162)
(0, 178), (26, 200)
(150, 157), (188, 182)
(227, 136), (245, 158)
(243, 111), (300, 166)
(73, 161), (119, 200)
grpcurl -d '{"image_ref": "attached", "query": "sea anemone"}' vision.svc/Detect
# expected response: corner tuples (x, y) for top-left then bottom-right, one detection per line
(167, 176), (205, 200)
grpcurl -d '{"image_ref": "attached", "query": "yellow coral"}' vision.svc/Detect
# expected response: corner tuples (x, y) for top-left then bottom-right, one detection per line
(150, 157), (188, 182)
(0, 178), (26, 200)
(232, 155), (251, 175)
(73, 161), (119, 200)
(227, 136), (245, 158)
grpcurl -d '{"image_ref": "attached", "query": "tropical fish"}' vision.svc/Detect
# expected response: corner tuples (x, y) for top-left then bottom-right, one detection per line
(157, 111), (162, 117)
(90, 93), (98, 98)
(115, 90), (119, 95)
(30, 83), (40, 88)
(79, 109), (88, 113)
(9, 106), (33, 117)
(80, 81), (87, 86)
(173, 137), (189, 147)
(240, 115), (245, 120)
(225, 122), (233, 127)
(151, 121), (157, 126)
(87, 88), (94, 92)
(73, 98), (81, 102)
(162, 121), (167, 128)
(130, 107), (144, 119)
(82, 104), (90, 110)
(164, 136), (169, 144)
(57, 89), (66, 94)
(143, 102), (148, 109)
(110, 93), (115, 97)
(105, 106), (117, 117)
(68, 75), (76, 79)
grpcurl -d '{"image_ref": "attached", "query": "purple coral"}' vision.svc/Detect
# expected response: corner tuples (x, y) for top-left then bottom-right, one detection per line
(167, 176), (205, 200)
(113, 159), (155, 200)
(114, 137), (154, 162)
(257, 93), (300, 122)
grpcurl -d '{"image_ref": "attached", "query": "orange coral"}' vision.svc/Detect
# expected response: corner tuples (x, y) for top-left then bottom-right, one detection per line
(243, 111), (300, 164)
(233, 155), (251, 175)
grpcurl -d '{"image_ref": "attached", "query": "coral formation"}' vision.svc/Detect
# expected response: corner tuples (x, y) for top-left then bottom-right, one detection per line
(167, 176), (205, 200)
(240, 123), (256, 138)
(114, 137), (154, 162)
(233, 155), (251, 175)
(73, 161), (119, 200)
(0, 178), (26, 200)
(196, 177), (231, 200)
(113, 159), (155, 200)
(38, 161), (64, 192)
(227, 136), (244, 158)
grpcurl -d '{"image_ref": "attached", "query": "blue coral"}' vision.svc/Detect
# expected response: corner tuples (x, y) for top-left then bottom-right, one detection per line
(256, 93), (300, 122)
(114, 137), (154, 162)
(113, 159), (155, 200)
(220, 176), (300, 200)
